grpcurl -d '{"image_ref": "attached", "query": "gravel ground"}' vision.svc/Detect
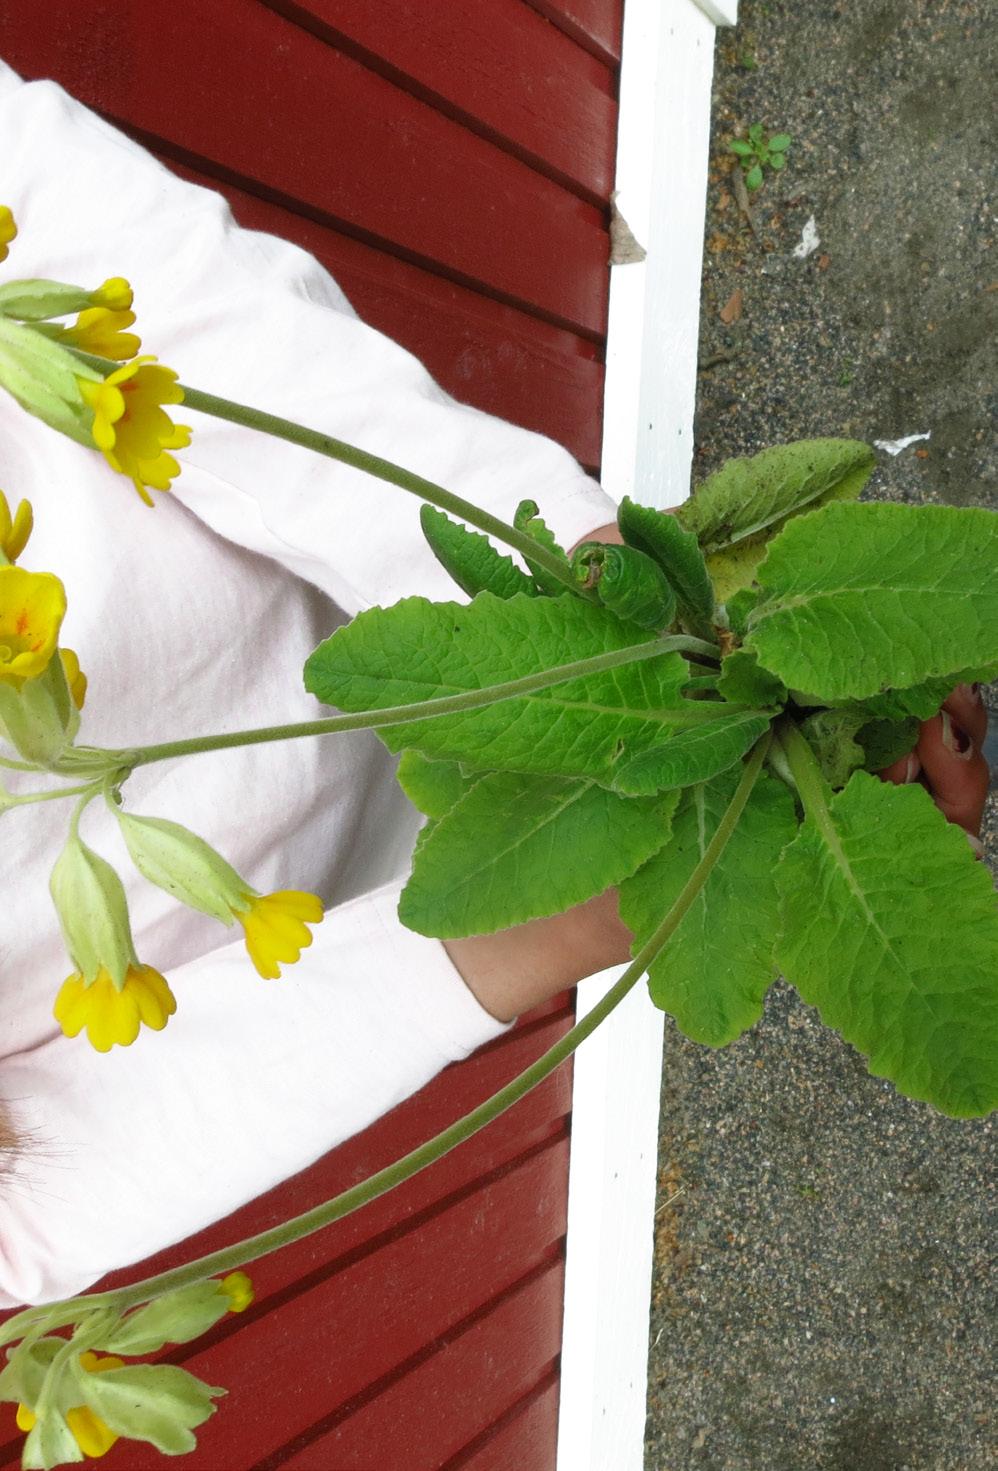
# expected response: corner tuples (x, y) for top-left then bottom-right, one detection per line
(644, 3), (997, 1468)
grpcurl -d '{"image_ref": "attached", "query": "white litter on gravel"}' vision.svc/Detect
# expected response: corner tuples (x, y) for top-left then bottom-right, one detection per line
(792, 215), (821, 258)
(873, 431), (931, 455)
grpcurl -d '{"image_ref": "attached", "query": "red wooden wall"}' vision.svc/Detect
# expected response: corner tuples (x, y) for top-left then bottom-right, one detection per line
(0, 3), (621, 1466)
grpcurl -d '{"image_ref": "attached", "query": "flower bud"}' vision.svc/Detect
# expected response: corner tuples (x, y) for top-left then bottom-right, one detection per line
(0, 490), (32, 564)
(50, 836), (138, 989)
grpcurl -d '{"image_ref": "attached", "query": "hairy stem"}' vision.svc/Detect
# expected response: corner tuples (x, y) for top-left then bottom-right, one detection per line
(79, 635), (725, 771)
(2, 732), (769, 1341)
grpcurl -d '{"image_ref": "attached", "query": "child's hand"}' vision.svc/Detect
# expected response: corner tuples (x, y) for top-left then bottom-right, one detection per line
(879, 683), (990, 843)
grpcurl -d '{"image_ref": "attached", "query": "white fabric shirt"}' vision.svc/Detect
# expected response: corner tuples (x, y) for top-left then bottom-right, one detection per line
(0, 61), (616, 1306)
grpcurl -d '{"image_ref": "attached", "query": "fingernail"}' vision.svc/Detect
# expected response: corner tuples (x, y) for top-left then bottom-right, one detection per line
(903, 753), (920, 783)
(954, 682), (982, 704)
(966, 831), (985, 861)
(940, 710), (973, 759)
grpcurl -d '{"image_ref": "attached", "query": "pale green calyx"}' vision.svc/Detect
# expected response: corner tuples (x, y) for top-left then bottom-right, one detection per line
(0, 312), (102, 448)
(49, 836), (138, 988)
(0, 650), (79, 767)
(0, 278), (96, 322)
(115, 812), (250, 924)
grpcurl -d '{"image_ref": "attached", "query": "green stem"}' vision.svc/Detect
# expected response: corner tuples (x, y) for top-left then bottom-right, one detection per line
(83, 635), (724, 772)
(3, 780), (98, 808)
(4, 731), (769, 1340)
(0, 754), (44, 773)
(67, 350), (584, 597)
(776, 718), (832, 823)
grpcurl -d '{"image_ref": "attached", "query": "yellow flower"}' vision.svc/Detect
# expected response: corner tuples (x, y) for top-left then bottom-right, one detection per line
(221, 1272), (255, 1313)
(59, 306), (140, 361)
(59, 646), (88, 708)
(0, 490), (32, 563)
(0, 565), (66, 685)
(237, 890), (324, 979)
(53, 963), (177, 1052)
(17, 1352), (123, 1460)
(0, 206), (16, 265)
(77, 356), (191, 506)
(89, 277), (133, 311)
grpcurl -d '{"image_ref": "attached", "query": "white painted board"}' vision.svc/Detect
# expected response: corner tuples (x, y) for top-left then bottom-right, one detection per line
(557, 1), (732, 1467)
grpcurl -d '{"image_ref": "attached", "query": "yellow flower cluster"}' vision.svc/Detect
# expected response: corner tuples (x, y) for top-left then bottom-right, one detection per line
(0, 206), (190, 502)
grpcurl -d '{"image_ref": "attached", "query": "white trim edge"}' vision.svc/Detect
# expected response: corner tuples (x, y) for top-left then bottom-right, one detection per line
(557, 2), (722, 1467)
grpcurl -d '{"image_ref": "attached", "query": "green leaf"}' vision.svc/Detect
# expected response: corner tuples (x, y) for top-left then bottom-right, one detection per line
(396, 750), (483, 819)
(706, 540), (770, 603)
(745, 164), (764, 190)
(729, 140), (754, 157)
(611, 710), (773, 795)
(399, 772), (678, 937)
(746, 503), (998, 702)
(855, 716), (921, 772)
(776, 771), (998, 1117)
(73, 1363), (225, 1457)
(305, 592), (723, 783)
(768, 133), (792, 151)
(722, 586), (759, 639)
(620, 770), (798, 1045)
(514, 499), (572, 596)
(679, 438), (875, 554)
(617, 497), (715, 637)
(748, 123), (765, 142)
(769, 151), (786, 170)
(419, 506), (536, 601)
(572, 541), (676, 630)
(839, 669), (994, 723)
(717, 650), (787, 708)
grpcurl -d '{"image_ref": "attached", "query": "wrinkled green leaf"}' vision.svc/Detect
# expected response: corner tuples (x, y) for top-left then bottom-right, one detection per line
(747, 503), (998, 702)
(572, 540), (676, 630)
(73, 1363), (224, 1457)
(679, 438), (874, 554)
(514, 499), (572, 596)
(620, 770), (798, 1045)
(745, 164), (764, 190)
(617, 497), (715, 637)
(717, 650), (786, 708)
(856, 716), (921, 773)
(611, 710), (773, 795)
(400, 772), (677, 936)
(419, 506), (536, 601)
(305, 592), (724, 784)
(776, 772), (998, 1117)
(722, 586), (759, 639)
(396, 750), (483, 820)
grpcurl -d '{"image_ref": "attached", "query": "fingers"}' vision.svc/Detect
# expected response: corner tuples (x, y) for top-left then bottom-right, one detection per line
(942, 682), (988, 748)
(916, 702), (990, 836)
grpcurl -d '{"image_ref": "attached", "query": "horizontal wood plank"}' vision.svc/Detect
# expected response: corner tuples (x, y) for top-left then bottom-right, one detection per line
(160, 159), (604, 466)
(261, 0), (616, 204)
(276, 1261), (565, 1469)
(0, 0), (609, 335)
(440, 1372), (560, 1470)
(524, 0), (624, 66)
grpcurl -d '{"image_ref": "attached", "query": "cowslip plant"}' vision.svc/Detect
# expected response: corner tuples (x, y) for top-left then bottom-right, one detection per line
(0, 206), (996, 1467)
(729, 122), (792, 189)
